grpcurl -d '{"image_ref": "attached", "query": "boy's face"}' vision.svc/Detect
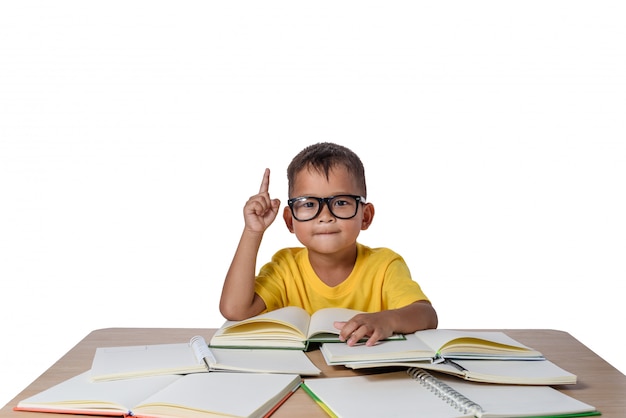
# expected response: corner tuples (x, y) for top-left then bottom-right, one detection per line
(283, 165), (374, 257)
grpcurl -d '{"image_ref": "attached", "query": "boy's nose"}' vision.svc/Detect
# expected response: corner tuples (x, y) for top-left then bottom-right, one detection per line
(317, 201), (335, 221)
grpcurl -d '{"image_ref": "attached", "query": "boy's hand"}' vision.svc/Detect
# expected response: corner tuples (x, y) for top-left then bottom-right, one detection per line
(334, 312), (395, 347)
(243, 168), (281, 234)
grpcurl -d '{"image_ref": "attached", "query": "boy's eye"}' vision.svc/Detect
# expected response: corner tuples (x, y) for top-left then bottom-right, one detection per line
(332, 197), (354, 208)
(294, 199), (317, 210)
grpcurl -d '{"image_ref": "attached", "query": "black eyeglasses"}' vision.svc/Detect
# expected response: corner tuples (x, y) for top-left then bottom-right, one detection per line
(287, 195), (366, 222)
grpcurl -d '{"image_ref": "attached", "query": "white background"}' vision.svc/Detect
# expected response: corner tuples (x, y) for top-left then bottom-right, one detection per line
(1, 1), (624, 406)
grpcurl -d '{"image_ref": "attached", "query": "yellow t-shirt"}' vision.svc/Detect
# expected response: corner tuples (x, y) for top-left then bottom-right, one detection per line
(255, 243), (429, 315)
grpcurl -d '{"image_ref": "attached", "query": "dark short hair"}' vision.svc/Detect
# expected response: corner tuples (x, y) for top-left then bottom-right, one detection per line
(287, 142), (367, 198)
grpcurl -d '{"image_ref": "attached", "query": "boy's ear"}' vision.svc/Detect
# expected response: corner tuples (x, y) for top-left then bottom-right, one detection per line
(361, 202), (375, 230)
(283, 206), (295, 233)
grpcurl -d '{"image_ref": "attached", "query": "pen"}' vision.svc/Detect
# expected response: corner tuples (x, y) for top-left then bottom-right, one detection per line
(443, 359), (467, 372)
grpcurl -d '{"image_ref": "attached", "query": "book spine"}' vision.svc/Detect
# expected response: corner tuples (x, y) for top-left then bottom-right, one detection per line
(407, 367), (484, 417)
(300, 383), (339, 418)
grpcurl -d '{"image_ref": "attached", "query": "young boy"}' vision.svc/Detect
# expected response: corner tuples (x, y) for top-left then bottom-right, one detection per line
(220, 142), (437, 346)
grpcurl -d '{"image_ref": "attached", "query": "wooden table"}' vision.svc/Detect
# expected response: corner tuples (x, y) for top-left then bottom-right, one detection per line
(2, 328), (625, 417)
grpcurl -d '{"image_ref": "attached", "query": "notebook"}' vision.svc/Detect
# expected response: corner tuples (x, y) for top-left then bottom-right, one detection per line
(14, 370), (302, 418)
(343, 358), (577, 385)
(320, 330), (544, 365)
(90, 335), (320, 381)
(301, 368), (599, 418)
(210, 306), (404, 350)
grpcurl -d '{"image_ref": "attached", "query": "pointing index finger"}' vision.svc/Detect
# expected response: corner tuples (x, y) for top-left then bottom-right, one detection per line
(259, 168), (270, 194)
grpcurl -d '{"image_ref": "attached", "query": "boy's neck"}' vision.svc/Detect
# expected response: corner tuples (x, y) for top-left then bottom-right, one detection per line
(308, 246), (358, 287)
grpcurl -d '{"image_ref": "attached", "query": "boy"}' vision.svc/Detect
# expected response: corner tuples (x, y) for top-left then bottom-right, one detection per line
(220, 142), (437, 346)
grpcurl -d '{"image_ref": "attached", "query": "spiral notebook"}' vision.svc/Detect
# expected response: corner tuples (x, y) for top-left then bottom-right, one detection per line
(301, 368), (600, 418)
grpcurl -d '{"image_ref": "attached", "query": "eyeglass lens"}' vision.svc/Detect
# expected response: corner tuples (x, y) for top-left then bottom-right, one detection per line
(291, 195), (360, 221)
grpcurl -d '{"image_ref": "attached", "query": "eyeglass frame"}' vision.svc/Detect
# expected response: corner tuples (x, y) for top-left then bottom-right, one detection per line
(286, 194), (367, 222)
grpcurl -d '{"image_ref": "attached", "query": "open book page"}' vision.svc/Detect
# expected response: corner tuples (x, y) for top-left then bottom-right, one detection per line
(320, 333), (435, 365)
(210, 348), (321, 375)
(210, 306), (310, 348)
(91, 336), (321, 380)
(16, 370), (303, 418)
(307, 308), (362, 340)
(302, 370), (598, 418)
(307, 308), (406, 343)
(210, 307), (407, 349)
(440, 373), (597, 417)
(303, 371), (471, 418)
(346, 358), (577, 385)
(15, 371), (180, 414)
(321, 331), (545, 365)
(415, 329), (544, 359)
(132, 372), (302, 418)
(91, 342), (207, 381)
(443, 358), (576, 384)
(218, 306), (311, 337)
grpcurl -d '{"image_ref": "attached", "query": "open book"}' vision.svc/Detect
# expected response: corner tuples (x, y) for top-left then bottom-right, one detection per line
(210, 306), (404, 350)
(320, 330), (544, 365)
(14, 370), (302, 418)
(344, 358), (577, 385)
(301, 368), (599, 418)
(90, 335), (320, 381)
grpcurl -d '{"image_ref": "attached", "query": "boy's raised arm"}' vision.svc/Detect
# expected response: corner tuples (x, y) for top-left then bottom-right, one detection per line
(219, 168), (281, 320)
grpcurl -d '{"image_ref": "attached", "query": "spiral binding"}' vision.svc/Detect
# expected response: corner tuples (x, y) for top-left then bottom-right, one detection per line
(407, 367), (484, 418)
(190, 335), (217, 365)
